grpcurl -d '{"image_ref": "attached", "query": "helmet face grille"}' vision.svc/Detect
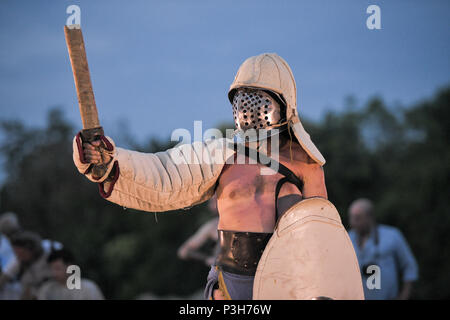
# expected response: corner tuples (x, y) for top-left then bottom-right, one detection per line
(232, 89), (283, 132)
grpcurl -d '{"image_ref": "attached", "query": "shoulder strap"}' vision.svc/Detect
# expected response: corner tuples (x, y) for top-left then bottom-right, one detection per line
(243, 146), (303, 221)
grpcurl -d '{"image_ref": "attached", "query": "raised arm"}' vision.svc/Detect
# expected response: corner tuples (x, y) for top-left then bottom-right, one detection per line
(72, 133), (233, 212)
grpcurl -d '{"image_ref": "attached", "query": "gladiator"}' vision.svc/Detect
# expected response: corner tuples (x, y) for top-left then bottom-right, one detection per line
(71, 53), (364, 300)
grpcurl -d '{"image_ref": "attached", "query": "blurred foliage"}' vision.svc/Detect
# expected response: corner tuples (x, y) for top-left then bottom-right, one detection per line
(0, 87), (449, 299)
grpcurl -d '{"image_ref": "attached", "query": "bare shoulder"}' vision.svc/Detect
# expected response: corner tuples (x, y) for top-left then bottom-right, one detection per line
(279, 141), (327, 198)
(279, 141), (321, 170)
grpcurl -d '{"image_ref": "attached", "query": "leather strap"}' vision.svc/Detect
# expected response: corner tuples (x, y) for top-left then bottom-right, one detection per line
(243, 146), (303, 222)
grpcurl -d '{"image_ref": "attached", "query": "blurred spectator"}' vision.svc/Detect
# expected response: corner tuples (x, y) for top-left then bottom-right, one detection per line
(0, 212), (20, 239)
(0, 232), (21, 299)
(0, 211), (63, 252)
(348, 198), (419, 300)
(178, 197), (219, 266)
(9, 231), (52, 299)
(37, 248), (104, 300)
(0, 211), (63, 300)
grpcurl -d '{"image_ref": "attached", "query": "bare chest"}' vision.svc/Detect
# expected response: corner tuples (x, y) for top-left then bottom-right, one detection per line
(216, 160), (302, 201)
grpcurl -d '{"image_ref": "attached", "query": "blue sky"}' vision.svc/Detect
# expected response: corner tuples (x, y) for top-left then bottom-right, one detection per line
(0, 0), (449, 144)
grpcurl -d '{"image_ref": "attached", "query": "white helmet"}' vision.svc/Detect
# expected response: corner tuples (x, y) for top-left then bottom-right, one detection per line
(229, 53), (325, 165)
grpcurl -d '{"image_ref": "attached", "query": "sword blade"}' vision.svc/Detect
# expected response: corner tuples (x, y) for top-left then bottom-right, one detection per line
(64, 25), (100, 130)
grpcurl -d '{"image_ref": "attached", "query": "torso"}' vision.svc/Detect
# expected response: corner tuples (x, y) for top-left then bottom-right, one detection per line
(216, 140), (328, 233)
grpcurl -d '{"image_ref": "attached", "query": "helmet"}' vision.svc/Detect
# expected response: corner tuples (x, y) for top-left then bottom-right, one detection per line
(231, 88), (287, 136)
(229, 53), (325, 165)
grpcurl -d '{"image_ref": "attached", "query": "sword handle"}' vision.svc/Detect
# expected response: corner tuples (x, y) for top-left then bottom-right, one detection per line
(81, 126), (108, 178)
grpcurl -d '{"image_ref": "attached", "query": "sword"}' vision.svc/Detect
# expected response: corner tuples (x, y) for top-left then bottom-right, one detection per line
(64, 24), (107, 177)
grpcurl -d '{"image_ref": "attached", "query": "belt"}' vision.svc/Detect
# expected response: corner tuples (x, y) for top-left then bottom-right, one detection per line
(216, 230), (272, 276)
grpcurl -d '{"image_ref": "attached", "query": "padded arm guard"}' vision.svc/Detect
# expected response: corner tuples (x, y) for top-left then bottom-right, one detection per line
(73, 134), (234, 212)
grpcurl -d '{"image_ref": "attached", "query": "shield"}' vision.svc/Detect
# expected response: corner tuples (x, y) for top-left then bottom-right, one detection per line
(253, 197), (364, 300)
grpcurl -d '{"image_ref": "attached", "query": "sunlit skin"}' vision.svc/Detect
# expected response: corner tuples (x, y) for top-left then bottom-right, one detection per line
(216, 138), (327, 232)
